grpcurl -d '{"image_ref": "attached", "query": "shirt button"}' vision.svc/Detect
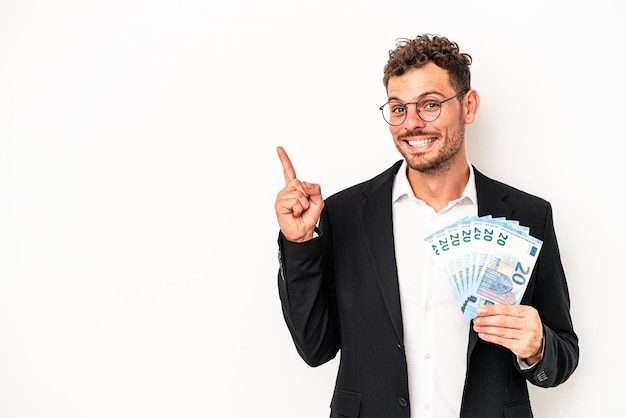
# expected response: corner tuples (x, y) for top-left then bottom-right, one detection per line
(425, 304), (431, 312)
(424, 402), (430, 410)
(398, 397), (408, 407)
(425, 353), (431, 359)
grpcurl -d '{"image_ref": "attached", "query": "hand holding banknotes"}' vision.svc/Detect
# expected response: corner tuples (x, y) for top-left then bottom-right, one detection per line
(473, 304), (544, 365)
(425, 215), (545, 364)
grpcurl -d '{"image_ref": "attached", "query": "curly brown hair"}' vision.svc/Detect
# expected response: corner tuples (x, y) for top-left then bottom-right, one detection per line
(383, 34), (472, 93)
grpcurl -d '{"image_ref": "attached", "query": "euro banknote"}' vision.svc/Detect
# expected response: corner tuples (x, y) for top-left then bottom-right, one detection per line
(424, 216), (543, 320)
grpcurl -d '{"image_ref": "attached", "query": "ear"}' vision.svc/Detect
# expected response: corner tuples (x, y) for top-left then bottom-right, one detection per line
(463, 89), (480, 124)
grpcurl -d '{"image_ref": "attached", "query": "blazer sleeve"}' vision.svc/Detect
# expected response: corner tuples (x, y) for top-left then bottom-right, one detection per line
(277, 210), (340, 367)
(517, 203), (579, 387)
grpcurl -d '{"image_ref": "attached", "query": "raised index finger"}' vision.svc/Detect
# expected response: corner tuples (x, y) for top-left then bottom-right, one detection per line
(276, 146), (297, 184)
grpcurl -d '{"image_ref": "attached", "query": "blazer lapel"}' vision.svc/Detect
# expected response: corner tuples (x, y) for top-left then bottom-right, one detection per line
(474, 168), (514, 219)
(357, 161), (405, 344)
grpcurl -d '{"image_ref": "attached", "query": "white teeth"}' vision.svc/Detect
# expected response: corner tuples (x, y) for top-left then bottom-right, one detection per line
(408, 138), (435, 147)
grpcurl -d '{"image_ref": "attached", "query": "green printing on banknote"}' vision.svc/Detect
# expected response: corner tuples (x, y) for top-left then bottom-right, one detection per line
(424, 216), (543, 320)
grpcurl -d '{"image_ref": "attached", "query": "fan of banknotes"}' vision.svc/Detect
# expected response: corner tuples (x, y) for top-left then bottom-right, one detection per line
(424, 216), (543, 320)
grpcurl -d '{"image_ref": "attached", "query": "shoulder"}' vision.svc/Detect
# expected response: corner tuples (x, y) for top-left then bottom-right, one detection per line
(325, 160), (403, 203)
(474, 166), (550, 208)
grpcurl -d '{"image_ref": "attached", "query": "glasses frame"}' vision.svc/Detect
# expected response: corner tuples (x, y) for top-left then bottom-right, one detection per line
(379, 89), (470, 126)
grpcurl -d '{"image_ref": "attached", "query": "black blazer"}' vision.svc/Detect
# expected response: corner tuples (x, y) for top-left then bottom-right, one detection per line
(278, 161), (578, 418)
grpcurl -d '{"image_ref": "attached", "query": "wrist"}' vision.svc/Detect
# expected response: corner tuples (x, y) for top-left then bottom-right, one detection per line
(524, 345), (543, 366)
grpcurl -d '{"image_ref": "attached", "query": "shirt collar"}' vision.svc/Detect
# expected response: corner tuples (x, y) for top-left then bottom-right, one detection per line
(392, 159), (478, 207)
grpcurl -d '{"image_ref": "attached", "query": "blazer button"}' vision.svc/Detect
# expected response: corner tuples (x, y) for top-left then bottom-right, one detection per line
(398, 397), (408, 407)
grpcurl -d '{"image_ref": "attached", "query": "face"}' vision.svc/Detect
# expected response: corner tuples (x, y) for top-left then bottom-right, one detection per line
(386, 62), (471, 175)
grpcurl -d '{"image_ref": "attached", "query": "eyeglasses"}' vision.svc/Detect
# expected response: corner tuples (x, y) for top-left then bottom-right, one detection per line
(379, 89), (469, 126)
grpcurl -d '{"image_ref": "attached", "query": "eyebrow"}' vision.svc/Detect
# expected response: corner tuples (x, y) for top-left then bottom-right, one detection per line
(387, 90), (445, 102)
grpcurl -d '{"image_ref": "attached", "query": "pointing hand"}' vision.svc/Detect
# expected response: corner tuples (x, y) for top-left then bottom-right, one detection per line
(274, 146), (324, 242)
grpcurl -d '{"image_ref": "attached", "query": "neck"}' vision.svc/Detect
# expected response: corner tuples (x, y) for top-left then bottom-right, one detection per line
(406, 158), (470, 212)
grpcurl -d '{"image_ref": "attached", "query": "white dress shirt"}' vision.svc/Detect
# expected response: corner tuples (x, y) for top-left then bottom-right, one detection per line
(392, 160), (478, 418)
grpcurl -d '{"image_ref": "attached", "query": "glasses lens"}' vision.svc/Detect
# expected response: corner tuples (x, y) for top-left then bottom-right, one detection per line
(416, 97), (442, 122)
(381, 100), (406, 126)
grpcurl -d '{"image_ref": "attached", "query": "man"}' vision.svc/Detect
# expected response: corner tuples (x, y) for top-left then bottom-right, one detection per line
(274, 34), (578, 418)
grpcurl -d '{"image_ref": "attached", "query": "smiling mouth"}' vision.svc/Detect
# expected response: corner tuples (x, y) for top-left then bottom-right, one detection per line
(407, 137), (437, 147)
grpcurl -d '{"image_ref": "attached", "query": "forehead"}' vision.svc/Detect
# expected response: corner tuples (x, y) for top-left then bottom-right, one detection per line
(386, 62), (452, 99)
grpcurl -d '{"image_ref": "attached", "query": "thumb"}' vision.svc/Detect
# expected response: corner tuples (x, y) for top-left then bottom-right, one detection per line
(304, 182), (324, 208)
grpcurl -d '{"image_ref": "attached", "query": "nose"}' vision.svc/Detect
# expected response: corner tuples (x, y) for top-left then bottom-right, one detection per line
(403, 103), (427, 130)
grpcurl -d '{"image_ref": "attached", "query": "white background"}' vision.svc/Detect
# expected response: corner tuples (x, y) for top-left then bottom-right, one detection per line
(0, 1), (623, 417)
